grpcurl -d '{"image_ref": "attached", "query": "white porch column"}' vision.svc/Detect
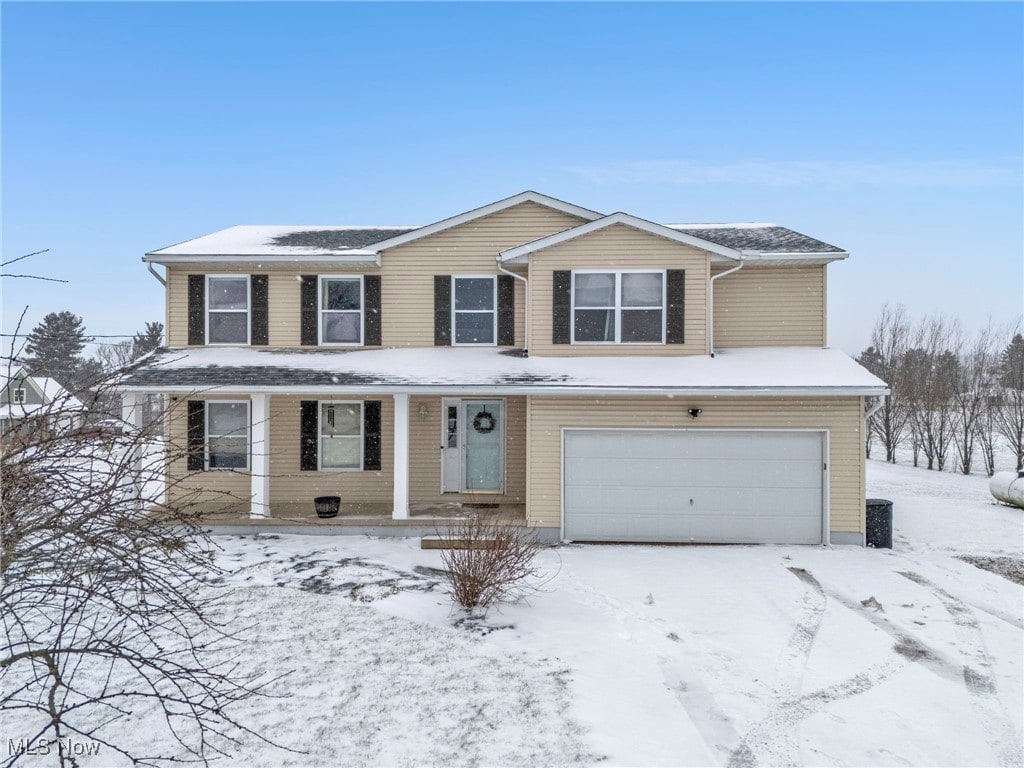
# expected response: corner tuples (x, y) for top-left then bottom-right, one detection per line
(121, 391), (144, 507)
(249, 394), (271, 519)
(392, 393), (410, 519)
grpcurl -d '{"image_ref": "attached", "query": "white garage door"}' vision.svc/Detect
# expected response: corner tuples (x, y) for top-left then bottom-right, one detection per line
(563, 429), (825, 544)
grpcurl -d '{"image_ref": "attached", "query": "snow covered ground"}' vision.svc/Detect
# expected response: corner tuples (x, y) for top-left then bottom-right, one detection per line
(6, 459), (1022, 767)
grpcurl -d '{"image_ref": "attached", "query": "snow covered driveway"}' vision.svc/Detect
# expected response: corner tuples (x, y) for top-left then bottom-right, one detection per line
(8, 460), (1019, 766)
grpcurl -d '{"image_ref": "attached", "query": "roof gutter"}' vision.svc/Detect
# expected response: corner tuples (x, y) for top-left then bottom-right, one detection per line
(146, 262), (166, 286)
(496, 258), (529, 354)
(709, 256), (749, 357)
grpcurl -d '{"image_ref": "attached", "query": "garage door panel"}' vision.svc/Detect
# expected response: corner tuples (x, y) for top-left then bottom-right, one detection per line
(563, 429), (824, 544)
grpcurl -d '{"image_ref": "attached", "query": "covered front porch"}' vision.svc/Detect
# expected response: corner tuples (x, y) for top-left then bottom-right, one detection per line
(122, 387), (527, 525)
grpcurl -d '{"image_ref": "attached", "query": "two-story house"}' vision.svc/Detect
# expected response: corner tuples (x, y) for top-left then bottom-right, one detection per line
(120, 191), (887, 545)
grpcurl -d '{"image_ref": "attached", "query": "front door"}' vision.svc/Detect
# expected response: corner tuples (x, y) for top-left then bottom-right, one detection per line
(441, 398), (504, 493)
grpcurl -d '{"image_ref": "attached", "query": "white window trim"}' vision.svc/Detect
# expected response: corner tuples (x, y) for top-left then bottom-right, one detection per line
(206, 275), (251, 346)
(317, 400), (364, 472)
(12, 388), (27, 404)
(570, 269), (667, 345)
(318, 275), (365, 347)
(205, 400), (250, 471)
(451, 275), (497, 347)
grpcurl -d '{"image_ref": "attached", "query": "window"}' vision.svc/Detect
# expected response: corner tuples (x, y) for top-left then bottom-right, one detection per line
(206, 401), (249, 469)
(452, 276), (496, 345)
(12, 388), (26, 404)
(207, 276), (249, 344)
(320, 276), (363, 345)
(572, 271), (665, 344)
(319, 401), (362, 470)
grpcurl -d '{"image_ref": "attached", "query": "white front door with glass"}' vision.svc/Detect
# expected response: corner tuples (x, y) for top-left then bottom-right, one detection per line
(441, 398), (504, 493)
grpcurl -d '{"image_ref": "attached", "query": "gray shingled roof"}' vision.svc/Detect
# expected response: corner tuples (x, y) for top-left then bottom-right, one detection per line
(270, 228), (419, 250)
(667, 225), (845, 254)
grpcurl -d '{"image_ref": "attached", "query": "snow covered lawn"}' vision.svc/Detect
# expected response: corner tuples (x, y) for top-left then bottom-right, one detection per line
(7, 460), (1022, 766)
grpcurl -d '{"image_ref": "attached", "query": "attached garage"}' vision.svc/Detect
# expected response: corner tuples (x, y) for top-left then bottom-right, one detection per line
(562, 429), (826, 544)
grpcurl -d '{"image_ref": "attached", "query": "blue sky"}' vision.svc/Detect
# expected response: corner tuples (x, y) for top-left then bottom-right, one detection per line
(2, 1), (1021, 356)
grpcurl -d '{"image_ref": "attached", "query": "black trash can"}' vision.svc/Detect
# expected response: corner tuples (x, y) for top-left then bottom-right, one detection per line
(314, 496), (341, 519)
(866, 498), (893, 549)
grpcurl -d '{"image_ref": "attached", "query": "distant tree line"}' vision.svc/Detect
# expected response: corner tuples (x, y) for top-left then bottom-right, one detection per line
(858, 304), (1024, 475)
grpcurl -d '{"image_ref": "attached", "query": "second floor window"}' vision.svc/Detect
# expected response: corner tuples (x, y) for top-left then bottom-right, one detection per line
(207, 276), (249, 344)
(320, 276), (363, 345)
(452, 276), (496, 345)
(573, 271), (665, 344)
(12, 388), (27, 403)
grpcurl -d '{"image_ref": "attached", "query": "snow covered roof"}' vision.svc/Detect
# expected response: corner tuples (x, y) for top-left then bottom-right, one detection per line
(1, 368), (84, 418)
(119, 346), (887, 397)
(143, 192), (846, 265)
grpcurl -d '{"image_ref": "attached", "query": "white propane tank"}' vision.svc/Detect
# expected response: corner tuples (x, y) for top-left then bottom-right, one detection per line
(989, 471), (1024, 509)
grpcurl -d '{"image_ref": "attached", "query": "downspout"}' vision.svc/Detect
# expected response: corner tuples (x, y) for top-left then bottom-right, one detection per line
(146, 262), (166, 286)
(865, 396), (885, 421)
(497, 257), (529, 355)
(708, 257), (746, 357)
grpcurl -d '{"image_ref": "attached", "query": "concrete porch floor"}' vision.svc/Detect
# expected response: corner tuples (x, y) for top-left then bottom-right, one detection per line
(194, 502), (528, 535)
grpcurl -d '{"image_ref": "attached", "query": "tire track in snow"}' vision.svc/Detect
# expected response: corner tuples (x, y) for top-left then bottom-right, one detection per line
(898, 570), (1023, 768)
(565, 579), (744, 763)
(727, 567), (900, 768)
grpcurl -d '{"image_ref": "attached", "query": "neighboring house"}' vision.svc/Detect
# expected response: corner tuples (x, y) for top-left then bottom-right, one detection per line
(120, 191), (888, 545)
(1, 367), (85, 439)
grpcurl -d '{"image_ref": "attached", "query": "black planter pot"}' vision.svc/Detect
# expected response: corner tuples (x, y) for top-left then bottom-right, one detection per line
(314, 496), (341, 518)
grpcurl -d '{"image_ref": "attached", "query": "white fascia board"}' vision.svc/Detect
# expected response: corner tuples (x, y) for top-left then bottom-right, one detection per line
(120, 384), (889, 397)
(500, 212), (745, 263)
(746, 252), (850, 263)
(142, 252), (381, 266)
(361, 191), (603, 253)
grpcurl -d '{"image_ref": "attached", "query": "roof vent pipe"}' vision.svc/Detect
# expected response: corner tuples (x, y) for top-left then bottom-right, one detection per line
(708, 257), (746, 357)
(497, 258), (529, 355)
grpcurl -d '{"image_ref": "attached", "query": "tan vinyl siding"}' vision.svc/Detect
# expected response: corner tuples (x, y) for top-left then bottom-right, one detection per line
(525, 396), (864, 534)
(712, 264), (826, 348)
(167, 266), (310, 347)
(528, 224), (710, 357)
(380, 202), (584, 348)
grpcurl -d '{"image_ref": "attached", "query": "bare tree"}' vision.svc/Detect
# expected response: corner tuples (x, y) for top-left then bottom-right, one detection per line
(994, 327), (1024, 471)
(907, 314), (959, 471)
(1, 366), (286, 766)
(951, 324), (996, 475)
(860, 304), (912, 462)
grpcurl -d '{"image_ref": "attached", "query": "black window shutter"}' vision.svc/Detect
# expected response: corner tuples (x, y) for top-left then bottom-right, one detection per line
(364, 275), (382, 346)
(251, 275), (269, 345)
(363, 400), (382, 471)
(187, 275), (205, 345)
(187, 400), (205, 471)
(300, 400), (318, 471)
(552, 270), (571, 345)
(434, 275), (451, 346)
(666, 269), (686, 344)
(497, 275), (515, 346)
(300, 276), (318, 346)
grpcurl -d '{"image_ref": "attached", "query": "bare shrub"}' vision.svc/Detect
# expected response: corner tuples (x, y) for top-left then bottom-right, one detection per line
(436, 515), (548, 612)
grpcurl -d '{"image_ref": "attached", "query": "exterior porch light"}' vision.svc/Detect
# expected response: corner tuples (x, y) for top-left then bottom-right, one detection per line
(418, 402), (429, 420)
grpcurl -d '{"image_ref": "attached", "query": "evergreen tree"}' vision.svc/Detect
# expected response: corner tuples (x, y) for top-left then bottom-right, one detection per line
(1000, 333), (1024, 390)
(21, 311), (99, 394)
(131, 321), (164, 360)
